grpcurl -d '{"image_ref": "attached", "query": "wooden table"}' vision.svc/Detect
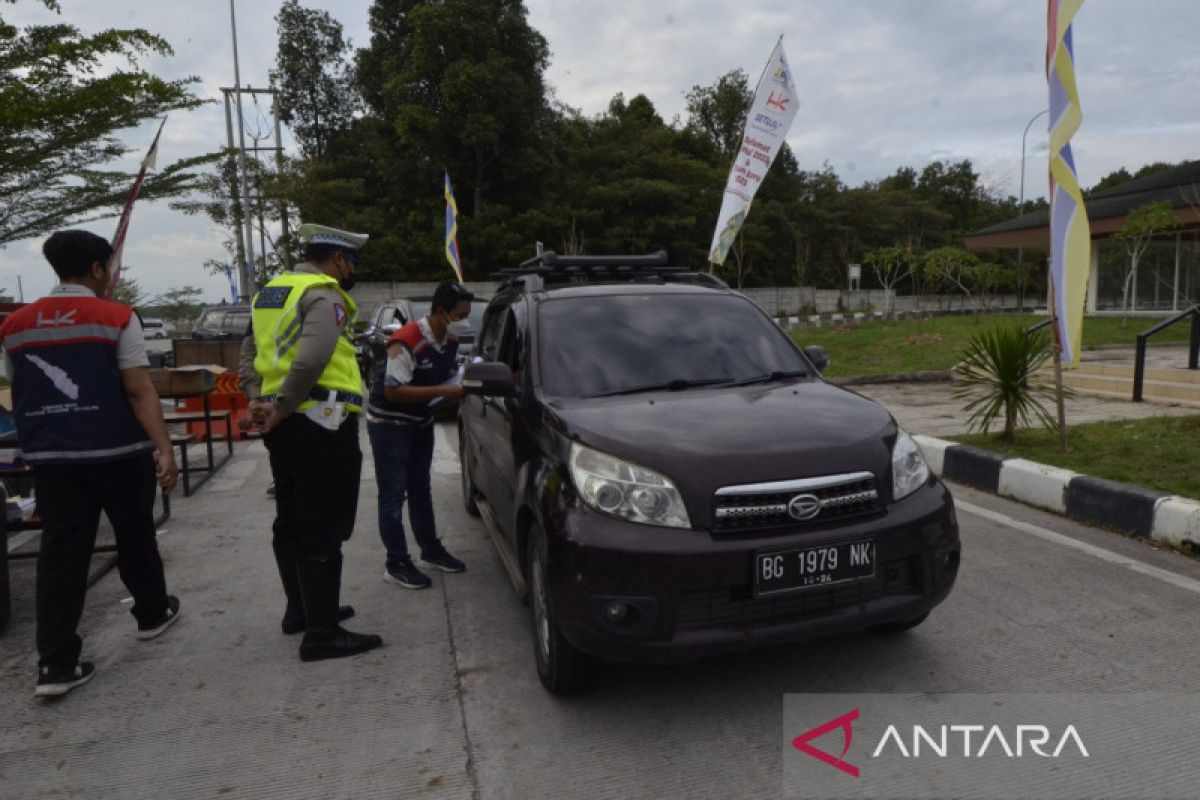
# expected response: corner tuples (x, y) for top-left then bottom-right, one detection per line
(160, 386), (233, 496)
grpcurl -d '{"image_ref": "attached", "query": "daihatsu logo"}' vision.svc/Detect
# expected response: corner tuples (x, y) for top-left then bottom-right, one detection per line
(787, 493), (822, 521)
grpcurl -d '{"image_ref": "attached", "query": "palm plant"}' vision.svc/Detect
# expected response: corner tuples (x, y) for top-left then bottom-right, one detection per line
(953, 326), (1060, 441)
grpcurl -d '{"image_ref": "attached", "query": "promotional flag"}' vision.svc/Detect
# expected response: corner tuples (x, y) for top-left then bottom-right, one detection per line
(1046, 0), (1090, 367)
(105, 117), (167, 299)
(444, 171), (464, 283)
(708, 38), (800, 267)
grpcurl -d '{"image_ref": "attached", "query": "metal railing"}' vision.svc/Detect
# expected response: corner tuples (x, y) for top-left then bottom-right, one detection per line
(1132, 304), (1200, 401)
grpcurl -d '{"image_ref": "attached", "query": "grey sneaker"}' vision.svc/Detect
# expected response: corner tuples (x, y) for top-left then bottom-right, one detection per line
(384, 560), (432, 589)
(421, 548), (466, 573)
(35, 661), (95, 698)
(137, 595), (181, 640)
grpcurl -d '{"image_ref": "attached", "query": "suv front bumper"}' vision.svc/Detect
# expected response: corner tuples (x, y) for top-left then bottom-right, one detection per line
(547, 481), (959, 664)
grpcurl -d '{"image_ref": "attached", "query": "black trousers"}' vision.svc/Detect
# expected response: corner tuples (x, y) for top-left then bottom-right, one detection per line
(34, 453), (168, 668)
(264, 413), (362, 562)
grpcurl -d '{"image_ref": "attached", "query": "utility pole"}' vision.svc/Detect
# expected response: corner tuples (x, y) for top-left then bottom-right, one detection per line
(222, 90), (248, 290)
(229, 0), (256, 302)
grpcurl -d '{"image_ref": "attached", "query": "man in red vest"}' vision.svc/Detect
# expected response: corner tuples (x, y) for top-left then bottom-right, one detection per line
(0, 230), (180, 698)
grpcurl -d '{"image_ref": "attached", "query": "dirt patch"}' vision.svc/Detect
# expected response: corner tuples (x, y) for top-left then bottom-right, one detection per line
(904, 333), (943, 345)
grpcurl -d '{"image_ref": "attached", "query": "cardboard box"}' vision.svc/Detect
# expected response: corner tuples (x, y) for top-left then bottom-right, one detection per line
(149, 366), (221, 397)
(173, 339), (242, 371)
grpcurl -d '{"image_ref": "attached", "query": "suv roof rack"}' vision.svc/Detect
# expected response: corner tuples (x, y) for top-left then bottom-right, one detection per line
(493, 251), (728, 291)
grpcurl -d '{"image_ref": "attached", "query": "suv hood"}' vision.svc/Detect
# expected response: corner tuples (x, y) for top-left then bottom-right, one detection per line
(548, 381), (897, 516)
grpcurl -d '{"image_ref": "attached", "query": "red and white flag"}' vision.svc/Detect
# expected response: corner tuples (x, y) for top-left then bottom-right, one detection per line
(105, 118), (167, 299)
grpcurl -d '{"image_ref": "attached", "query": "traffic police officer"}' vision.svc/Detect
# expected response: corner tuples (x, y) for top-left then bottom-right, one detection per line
(239, 223), (381, 661)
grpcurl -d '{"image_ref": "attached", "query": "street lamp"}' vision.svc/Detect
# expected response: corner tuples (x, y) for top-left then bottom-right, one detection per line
(1018, 108), (1049, 310)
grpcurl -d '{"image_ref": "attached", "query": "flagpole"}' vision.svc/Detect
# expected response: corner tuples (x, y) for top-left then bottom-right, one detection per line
(1048, 272), (1068, 451)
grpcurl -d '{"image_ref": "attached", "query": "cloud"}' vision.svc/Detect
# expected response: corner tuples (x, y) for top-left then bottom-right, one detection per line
(2, 0), (1197, 297)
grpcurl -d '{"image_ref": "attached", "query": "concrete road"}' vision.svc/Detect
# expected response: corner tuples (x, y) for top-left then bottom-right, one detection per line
(3, 424), (1200, 799)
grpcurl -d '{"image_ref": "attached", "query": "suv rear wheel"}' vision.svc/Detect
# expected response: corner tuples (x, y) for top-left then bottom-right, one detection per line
(526, 524), (599, 694)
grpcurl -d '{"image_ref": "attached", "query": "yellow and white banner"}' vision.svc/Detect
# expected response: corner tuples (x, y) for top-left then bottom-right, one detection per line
(708, 39), (800, 266)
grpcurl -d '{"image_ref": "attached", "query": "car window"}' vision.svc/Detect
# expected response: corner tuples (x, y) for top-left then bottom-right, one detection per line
(477, 300), (509, 361)
(497, 309), (522, 373)
(537, 294), (810, 399)
(223, 309), (250, 335)
(197, 310), (224, 331)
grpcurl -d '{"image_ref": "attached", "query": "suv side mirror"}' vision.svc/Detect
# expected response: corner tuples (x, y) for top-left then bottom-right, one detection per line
(463, 361), (515, 397)
(803, 344), (830, 373)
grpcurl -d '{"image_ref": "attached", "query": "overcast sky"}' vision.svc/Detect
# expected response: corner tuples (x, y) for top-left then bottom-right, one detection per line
(2, 0), (1197, 302)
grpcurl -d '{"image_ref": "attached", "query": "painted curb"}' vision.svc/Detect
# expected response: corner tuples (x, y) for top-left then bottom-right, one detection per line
(1151, 497), (1200, 549)
(914, 436), (1190, 548)
(998, 459), (1076, 515)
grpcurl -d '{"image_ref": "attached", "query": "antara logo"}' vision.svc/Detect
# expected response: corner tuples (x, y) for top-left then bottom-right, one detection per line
(793, 709), (1089, 779)
(792, 708), (861, 778)
(766, 91), (790, 112)
(36, 309), (77, 327)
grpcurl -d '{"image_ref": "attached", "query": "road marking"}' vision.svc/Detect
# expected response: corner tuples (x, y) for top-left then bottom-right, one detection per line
(957, 499), (1200, 597)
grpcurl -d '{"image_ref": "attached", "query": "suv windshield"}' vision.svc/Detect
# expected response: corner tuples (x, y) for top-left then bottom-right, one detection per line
(537, 293), (810, 399)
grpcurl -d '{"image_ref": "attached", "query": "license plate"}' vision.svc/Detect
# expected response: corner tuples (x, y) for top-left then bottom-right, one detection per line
(754, 540), (875, 596)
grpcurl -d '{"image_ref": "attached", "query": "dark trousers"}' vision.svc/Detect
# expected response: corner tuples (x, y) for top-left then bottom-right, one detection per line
(367, 420), (440, 569)
(264, 413), (362, 564)
(34, 453), (167, 668)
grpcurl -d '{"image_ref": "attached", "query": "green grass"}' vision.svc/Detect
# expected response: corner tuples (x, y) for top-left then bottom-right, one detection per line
(950, 416), (1200, 499)
(790, 313), (1191, 378)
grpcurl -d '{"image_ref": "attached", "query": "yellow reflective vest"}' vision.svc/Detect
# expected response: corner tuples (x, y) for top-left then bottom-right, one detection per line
(252, 271), (362, 413)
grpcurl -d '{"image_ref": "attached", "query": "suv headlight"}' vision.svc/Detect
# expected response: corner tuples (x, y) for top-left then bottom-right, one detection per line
(891, 429), (930, 501)
(569, 442), (690, 528)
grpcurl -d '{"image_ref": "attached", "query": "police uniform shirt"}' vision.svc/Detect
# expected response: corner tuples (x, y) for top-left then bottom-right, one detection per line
(238, 262), (353, 417)
(3, 284), (149, 378)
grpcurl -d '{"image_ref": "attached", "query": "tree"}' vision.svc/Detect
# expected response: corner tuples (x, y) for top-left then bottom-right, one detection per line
(110, 276), (148, 307)
(270, 0), (358, 161)
(684, 69), (751, 160)
(863, 244), (915, 318)
(922, 246), (983, 316)
(0, 0), (212, 246)
(1113, 202), (1180, 324)
(954, 326), (1058, 442)
(151, 285), (203, 332)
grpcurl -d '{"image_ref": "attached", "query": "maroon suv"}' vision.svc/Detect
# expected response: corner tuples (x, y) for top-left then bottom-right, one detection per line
(460, 253), (960, 693)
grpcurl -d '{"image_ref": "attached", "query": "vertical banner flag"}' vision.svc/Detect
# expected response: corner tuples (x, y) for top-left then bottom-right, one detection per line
(444, 171), (465, 283)
(708, 38), (800, 267)
(1046, 0), (1090, 367)
(105, 117), (167, 299)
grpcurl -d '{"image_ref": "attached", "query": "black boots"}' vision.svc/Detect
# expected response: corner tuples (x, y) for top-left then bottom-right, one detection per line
(295, 551), (382, 662)
(274, 540), (355, 635)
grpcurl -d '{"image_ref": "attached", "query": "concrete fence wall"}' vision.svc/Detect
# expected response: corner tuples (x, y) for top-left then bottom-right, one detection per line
(353, 281), (1029, 321)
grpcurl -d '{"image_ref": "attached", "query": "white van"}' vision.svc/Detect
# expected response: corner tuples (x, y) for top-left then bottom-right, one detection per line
(142, 317), (168, 339)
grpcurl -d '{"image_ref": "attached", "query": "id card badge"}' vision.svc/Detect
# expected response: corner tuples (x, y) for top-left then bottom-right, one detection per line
(305, 391), (347, 431)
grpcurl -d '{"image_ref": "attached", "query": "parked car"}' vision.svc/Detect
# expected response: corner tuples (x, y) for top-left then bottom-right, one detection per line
(359, 295), (488, 419)
(459, 252), (961, 693)
(141, 317), (169, 339)
(191, 304), (251, 340)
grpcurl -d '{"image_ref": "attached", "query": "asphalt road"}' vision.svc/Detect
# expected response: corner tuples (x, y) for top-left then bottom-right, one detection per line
(2, 423), (1200, 799)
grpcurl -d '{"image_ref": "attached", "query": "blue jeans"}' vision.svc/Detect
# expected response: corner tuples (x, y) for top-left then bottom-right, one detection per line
(367, 421), (441, 568)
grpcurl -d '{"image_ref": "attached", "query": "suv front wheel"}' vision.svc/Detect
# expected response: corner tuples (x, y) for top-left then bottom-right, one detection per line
(459, 428), (480, 517)
(526, 524), (599, 694)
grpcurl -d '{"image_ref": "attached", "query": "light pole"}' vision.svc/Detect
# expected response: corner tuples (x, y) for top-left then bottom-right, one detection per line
(229, 0), (256, 302)
(1018, 108), (1049, 310)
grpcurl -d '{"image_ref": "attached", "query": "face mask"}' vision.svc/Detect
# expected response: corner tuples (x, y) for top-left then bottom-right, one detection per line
(442, 311), (469, 336)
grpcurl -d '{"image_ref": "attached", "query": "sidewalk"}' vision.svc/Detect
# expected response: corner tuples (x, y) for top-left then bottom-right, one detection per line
(0, 434), (478, 799)
(852, 344), (1200, 548)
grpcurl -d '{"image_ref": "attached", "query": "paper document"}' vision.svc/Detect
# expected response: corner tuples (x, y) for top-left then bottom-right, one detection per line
(427, 366), (465, 408)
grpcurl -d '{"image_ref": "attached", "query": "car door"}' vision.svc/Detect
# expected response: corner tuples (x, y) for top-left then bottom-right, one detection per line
(461, 298), (510, 520)
(480, 306), (525, 541)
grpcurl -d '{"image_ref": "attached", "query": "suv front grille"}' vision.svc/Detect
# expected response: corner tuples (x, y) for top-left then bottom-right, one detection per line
(713, 472), (882, 534)
(676, 558), (915, 630)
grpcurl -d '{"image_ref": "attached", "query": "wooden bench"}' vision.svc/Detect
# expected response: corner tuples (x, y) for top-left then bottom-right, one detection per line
(164, 407), (233, 497)
(0, 464), (171, 636)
